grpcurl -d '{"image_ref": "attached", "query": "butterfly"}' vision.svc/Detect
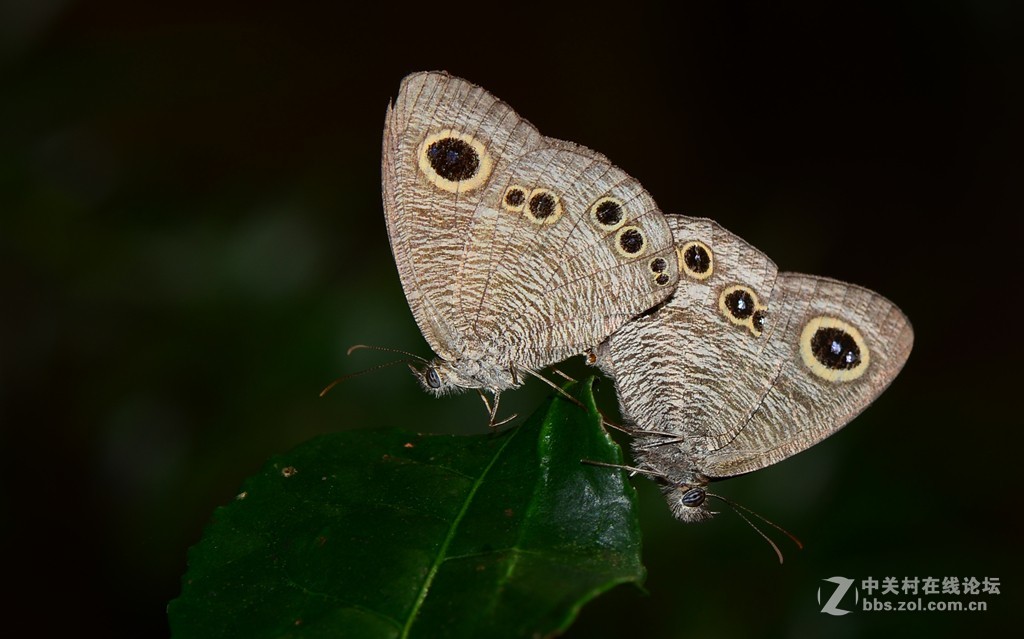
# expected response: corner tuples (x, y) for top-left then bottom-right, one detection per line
(381, 71), (680, 422)
(590, 214), (913, 524)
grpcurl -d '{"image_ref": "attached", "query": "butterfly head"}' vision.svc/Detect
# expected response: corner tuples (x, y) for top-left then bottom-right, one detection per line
(409, 356), (522, 396)
(408, 359), (478, 397)
(408, 361), (446, 396)
(665, 485), (717, 523)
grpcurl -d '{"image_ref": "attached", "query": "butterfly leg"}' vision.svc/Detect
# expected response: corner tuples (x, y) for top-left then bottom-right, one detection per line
(479, 389), (517, 429)
(528, 368), (621, 431)
(523, 369), (586, 411)
(551, 368), (577, 382)
(579, 458), (670, 481)
(529, 369), (644, 437)
(601, 417), (638, 436)
(631, 430), (687, 447)
(485, 390), (517, 429)
(594, 416), (685, 444)
(477, 390), (508, 426)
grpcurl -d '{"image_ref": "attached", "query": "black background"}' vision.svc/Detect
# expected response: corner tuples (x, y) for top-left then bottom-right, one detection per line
(2, 1), (1020, 637)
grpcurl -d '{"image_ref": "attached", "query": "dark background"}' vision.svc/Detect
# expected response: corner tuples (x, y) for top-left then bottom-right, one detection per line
(2, 1), (1020, 637)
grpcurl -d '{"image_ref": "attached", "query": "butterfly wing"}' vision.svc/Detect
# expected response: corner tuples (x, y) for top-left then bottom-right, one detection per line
(459, 144), (679, 370)
(384, 72), (677, 372)
(383, 71), (544, 361)
(698, 272), (913, 476)
(594, 215), (912, 478)
(595, 215), (780, 449)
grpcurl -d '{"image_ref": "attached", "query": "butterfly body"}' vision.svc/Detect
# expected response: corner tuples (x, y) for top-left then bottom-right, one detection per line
(412, 354), (521, 396)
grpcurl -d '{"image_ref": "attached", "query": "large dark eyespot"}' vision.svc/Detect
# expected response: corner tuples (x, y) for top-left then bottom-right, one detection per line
(615, 226), (645, 256)
(681, 487), (706, 508)
(427, 137), (478, 181)
(799, 316), (870, 382)
(724, 288), (755, 320)
(417, 130), (492, 193)
(810, 327), (861, 370)
(679, 241), (713, 280)
(425, 367), (441, 389)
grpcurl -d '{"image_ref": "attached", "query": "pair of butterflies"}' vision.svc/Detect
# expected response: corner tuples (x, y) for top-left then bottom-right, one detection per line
(380, 71), (913, 524)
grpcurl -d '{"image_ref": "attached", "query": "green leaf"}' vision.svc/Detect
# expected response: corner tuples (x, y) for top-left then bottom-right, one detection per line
(169, 378), (644, 639)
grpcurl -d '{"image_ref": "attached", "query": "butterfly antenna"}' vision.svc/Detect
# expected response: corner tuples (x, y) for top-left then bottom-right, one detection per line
(347, 344), (428, 362)
(707, 492), (804, 564)
(319, 358), (417, 397)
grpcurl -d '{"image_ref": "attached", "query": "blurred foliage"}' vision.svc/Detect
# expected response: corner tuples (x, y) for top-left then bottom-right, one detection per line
(1, 1), (1019, 638)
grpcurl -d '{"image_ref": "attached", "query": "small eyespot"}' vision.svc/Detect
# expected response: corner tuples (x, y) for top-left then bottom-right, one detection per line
(800, 317), (870, 382)
(525, 188), (563, 224)
(724, 288), (755, 320)
(679, 240), (713, 280)
(648, 256), (674, 286)
(681, 487), (706, 508)
(615, 226), (646, 257)
(717, 284), (766, 335)
(417, 130), (493, 193)
(529, 192), (556, 217)
(502, 185), (527, 211)
(589, 196), (625, 230)
(425, 367), (442, 389)
(752, 310), (767, 336)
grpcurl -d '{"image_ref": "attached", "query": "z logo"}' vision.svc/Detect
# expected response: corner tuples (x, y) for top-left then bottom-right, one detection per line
(818, 576), (858, 616)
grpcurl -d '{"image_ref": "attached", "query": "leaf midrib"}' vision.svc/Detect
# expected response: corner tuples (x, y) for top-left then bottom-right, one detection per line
(399, 425), (522, 639)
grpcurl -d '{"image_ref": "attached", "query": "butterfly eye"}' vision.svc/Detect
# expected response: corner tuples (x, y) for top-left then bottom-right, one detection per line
(681, 487), (706, 508)
(425, 367), (442, 389)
